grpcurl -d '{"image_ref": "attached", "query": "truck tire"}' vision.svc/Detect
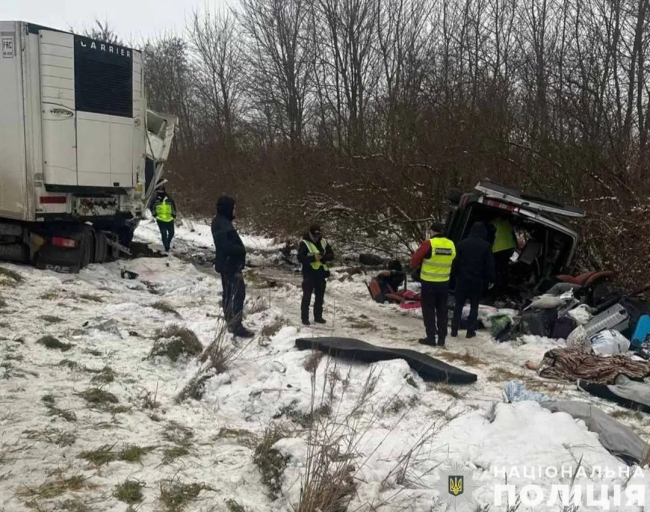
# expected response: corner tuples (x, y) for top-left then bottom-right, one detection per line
(94, 232), (108, 264)
(80, 230), (94, 269)
(0, 244), (29, 263)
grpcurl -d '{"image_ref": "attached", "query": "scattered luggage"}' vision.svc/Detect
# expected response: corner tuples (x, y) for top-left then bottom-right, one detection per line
(590, 329), (631, 356)
(631, 315), (650, 349)
(521, 309), (557, 337)
(551, 316), (577, 340)
(583, 304), (629, 337)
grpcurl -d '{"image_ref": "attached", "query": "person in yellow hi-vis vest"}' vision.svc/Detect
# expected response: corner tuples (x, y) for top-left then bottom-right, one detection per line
(488, 214), (517, 293)
(411, 222), (456, 347)
(150, 186), (177, 254)
(297, 225), (334, 326)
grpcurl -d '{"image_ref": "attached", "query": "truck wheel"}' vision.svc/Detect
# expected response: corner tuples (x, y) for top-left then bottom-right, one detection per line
(93, 232), (108, 264)
(80, 230), (94, 269)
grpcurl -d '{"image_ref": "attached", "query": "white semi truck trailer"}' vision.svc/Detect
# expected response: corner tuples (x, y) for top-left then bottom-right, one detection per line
(0, 21), (177, 272)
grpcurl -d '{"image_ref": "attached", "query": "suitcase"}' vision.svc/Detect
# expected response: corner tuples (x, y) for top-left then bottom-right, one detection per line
(552, 316), (577, 340)
(583, 304), (629, 337)
(631, 315), (650, 349)
(521, 309), (558, 337)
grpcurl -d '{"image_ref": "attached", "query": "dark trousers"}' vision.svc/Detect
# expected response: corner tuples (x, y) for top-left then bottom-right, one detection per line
(494, 249), (514, 293)
(421, 282), (450, 342)
(452, 280), (483, 335)
(301, 275), (326, 321)
(157, 220), (175, 252)
(221, 273), (246, 330)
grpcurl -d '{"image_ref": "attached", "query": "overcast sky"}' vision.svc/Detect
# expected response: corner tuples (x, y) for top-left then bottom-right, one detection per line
(4, 0), (229, 44)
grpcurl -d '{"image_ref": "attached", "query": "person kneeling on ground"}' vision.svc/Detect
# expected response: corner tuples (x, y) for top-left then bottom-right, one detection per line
(211, 196), (254, 338)
(151, 186), (177, 254)
(298, 225), (334, 326)
(451, 222), (495, 339)
(371, 260), (407, 304)
(411, 223), (456, 347)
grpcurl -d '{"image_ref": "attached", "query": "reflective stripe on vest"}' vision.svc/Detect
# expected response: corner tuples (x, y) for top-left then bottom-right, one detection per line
(155, 197), (173, 222)
(420, 237), (456, 283)
(302, 239), (329, 271)
(492, 218), (516, 253)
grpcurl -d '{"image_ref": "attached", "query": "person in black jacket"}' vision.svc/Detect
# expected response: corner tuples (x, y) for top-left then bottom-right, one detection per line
(297, 225), (334, 325)
(211, 196), (254, 338)
(451, 222), (496, 338)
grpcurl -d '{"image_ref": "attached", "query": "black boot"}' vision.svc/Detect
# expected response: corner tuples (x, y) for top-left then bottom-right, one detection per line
(451, 328), (458, 337)
(232, 325), (255, 338)
(302, 319), (311, 326)
(466, 331), (476, 339)
(419, 337), (436, 346)
(437, 338), (446, 347)
(314, 318), (326, 324)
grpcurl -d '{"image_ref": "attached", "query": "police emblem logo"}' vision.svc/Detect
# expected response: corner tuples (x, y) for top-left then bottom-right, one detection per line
(448, 475), (464, 496)
(433, 462), (479, 510)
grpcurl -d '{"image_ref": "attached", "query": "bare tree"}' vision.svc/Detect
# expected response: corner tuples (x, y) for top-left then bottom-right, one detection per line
(236, 0), (315, 146)
(189, 8), (244, 150)
(78, 18), (123, 44)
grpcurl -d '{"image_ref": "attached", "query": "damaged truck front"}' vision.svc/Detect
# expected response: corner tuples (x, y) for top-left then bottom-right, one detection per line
(444, 181), (587, 300)
(0, 21), (177, 272)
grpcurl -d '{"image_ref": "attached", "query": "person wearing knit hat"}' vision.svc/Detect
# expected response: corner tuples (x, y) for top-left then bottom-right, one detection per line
(297, 224), (334, 325)
(410, 222), (456, 347)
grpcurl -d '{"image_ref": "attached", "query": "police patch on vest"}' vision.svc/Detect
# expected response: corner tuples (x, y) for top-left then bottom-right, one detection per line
(435, 248), (453, 255)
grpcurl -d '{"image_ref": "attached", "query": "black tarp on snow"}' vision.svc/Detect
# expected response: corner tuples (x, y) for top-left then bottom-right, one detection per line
(295, 337), (478, 384)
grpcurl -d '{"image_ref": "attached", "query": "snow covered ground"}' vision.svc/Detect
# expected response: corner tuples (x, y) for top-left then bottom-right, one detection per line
(0, 217), (648, 512)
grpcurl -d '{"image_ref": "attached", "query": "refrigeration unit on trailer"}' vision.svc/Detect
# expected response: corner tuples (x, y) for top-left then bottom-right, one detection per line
(0, 21), (177, 272)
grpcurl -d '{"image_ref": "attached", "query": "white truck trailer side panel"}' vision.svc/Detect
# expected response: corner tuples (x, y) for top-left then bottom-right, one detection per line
(39, 30), (77, 186)
(0, 22), (29, 220)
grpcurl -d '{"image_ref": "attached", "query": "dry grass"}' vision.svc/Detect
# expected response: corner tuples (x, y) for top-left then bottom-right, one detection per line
(303, 351), (324, 373)
(161, 420), (195, 464)
(37, 336), (74, 352)
(0, 267), (24, 286)
(78, 294), (104, 303)
(214, 428), (258, 449)
(91, 366), (117, 384)
(434, 384), (466, 399)
(225, 499), (248, 512)
(162, 446), (192, 464)
(39, 315), (65, 324)
(488, 367), (524, 382)
(23, 428), (77, 447)
(260, 318), (285, 339)
(157, 478), (213, 512)
(41, 395), (77, 422)
(176, 324), (252, 403)
(437, 349), (486, 367)
(253, 425), (292, 499)
(275, 402), (332, 429)
(610, 409), (645, 422)
(79, 444), (154, 467)
(77, 388), (119, 410)
(149, 325), (203, 362)
(344, 314), (376, 330)
(17, 473), (90, 500)
(151, 301), (182, 318)
(114, 479), (145, 505)
(245, 297), (269, 315)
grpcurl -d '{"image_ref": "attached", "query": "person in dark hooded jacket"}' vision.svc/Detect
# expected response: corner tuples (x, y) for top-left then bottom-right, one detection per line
(211, 196), (254, 338)
(451, 222), (496, 338)
(297, 225), (334, 325)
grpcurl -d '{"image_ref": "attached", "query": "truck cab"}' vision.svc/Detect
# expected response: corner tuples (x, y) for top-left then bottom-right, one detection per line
(444, 181), (586, 298)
